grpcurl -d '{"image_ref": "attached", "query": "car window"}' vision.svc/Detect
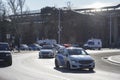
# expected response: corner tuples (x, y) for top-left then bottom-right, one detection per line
(67, 49), (88, 55)
(63, 49), (68, 56)
(88, 41), (94, 45)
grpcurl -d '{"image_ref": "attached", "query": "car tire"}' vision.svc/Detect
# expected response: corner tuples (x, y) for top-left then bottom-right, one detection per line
(67, 62), (71, 70)
(6, 58), (12, 66)
(39, 55), (42, 58)
(98, 48), (101, 50)
(55, 59), (59, 68)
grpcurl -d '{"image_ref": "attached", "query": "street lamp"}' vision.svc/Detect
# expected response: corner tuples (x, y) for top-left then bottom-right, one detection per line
(109, 14), (112, 46)
(58, 8), (61, 44)
(109, 13), (116, 46)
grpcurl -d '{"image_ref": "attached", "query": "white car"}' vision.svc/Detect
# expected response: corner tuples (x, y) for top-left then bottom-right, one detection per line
(83, 38), (102, 50)
(39, 46), (55, 58)
(55, 47), (95, 71)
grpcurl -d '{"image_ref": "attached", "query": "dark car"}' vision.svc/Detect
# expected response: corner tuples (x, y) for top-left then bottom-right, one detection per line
(20, 44), (29, 50)
(29, 44), (42, 50)
(0, 42), (12, 66)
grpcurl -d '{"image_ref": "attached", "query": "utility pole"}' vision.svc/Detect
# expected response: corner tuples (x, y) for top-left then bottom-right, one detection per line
(109, 14), (112, 46)
(58, 8), (61, 44)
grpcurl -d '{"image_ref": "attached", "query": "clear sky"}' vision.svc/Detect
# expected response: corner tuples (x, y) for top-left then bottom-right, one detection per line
(25, 0), (120, 10)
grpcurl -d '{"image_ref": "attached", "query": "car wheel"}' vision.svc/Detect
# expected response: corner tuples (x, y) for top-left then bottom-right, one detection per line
(7, 58), (12, 66)
(98, 48), (101, 50)
(55, 59), (59, 68)
(89, 68), (93, 71)
(67, 62), (71, 70)
(39, 55), (42, 58)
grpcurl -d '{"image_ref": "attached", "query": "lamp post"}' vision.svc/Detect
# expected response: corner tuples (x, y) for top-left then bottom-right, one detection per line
(109, 13), (115, 46)
(109, 14), (112, 46)
(58, 8), (61, 44)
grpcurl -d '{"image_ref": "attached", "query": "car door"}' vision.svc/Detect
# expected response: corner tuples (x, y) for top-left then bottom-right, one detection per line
(62, 49), (69, 67)
(57, 49), (66, 66)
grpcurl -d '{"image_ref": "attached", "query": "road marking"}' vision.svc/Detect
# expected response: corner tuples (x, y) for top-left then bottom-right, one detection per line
(101, 57), (120, 66)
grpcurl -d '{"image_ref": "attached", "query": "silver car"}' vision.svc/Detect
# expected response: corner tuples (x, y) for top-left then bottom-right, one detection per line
(39, 45), (55, 58)
(55, 47), (95, 71)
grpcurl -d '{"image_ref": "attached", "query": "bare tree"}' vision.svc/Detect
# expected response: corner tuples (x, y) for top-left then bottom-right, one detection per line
(0, 0), (6, 20)
(18, 0), (25, 14)
(7, 0), (26, 52)
(7, 0), (19, 15)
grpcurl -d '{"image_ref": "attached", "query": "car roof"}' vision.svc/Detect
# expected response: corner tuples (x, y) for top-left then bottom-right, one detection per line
(66, 47), (83, 50)
(0, 42), (8, 44)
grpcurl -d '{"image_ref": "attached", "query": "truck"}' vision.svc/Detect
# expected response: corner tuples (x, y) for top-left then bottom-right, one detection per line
(83, 39), (102, 50)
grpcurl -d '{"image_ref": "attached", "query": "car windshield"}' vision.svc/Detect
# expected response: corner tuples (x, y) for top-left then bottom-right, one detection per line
(67, 49), (88, 55)
(42, 47), (53, 49)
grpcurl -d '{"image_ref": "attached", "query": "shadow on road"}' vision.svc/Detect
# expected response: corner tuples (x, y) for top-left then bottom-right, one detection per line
(54, 67), (96, 74)
(38, 57), (54, 59)
(0, 65), (11, 68)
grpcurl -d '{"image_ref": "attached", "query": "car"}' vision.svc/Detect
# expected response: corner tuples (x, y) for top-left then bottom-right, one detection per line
(19, 44), (29, 50)
(39, 45), (56, 58)
(29, 44), (42, 50)
(0, 42), (12, 66)
(53, 44), (65, 51)
(55, 47), (95, 71)
(83, 38), (102, 50)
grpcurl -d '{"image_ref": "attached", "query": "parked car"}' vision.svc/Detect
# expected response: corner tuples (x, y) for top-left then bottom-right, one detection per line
(20, 44), (29, 50)
(29, 44), (42, 50)
(0, 42), (12, 66)
(39, 45), (55, 58)
(53, 44), (65, 51)
(55, 47), (95, 71)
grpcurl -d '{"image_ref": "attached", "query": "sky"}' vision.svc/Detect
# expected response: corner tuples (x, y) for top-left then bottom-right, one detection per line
(25, 0), (120, 10)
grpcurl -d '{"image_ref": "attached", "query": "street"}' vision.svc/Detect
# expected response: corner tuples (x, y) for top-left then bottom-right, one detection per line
(0, 49), (120, 80)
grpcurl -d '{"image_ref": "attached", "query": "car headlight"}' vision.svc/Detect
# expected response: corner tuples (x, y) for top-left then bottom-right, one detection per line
(6, 54), (11, 56)
(71, 60), (78, 64)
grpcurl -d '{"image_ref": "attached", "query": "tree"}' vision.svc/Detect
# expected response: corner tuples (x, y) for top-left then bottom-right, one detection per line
(7, 0), (19, 15)
(7, 0), (26, 51)
(18, 0), (25, 15)
(0, 0), (10, 42)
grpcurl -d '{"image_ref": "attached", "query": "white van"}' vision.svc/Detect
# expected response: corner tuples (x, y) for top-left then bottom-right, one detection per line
(83, 39), (102, 50)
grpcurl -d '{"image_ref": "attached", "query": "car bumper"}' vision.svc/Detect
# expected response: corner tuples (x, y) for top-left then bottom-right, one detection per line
(0, 56), (12, 66)
(39, 54), (54, 58)
(70, 62), (95, 69)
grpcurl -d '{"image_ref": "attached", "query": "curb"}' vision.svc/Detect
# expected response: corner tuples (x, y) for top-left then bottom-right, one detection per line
(108, 56), (120, 64)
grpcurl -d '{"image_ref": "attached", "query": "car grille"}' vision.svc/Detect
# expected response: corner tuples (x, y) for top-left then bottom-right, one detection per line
(79, 60), (93, 64)
(0, 53), (6, 58)
(42, 52), (49, 54)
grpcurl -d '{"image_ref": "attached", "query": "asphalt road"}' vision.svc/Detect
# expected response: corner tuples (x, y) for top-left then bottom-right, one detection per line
(0, 50), (120, 80)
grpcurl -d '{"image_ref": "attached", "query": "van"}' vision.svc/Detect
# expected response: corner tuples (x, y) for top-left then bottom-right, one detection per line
(83, 39), (102, 50)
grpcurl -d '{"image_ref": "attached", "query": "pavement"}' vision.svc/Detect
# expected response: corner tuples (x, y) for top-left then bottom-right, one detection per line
(108, 55), (120, 64)
(86, 49), (120, 64)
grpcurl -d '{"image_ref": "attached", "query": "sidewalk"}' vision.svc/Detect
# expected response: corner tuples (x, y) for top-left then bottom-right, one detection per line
(108, 55), (120, 64)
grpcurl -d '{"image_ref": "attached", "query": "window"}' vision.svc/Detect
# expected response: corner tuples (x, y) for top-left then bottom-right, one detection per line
(88, 41), (94, 45)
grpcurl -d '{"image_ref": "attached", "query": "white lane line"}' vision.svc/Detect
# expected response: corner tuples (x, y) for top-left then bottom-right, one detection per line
(101, 57), (120, 66)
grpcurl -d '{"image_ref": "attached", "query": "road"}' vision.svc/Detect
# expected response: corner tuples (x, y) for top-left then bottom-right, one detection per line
(0, 50), (120, 80)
